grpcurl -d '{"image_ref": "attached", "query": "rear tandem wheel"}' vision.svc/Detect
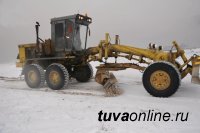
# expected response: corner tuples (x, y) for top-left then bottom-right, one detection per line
(45, 63), (69, 90)
(24, 64), (45, 88)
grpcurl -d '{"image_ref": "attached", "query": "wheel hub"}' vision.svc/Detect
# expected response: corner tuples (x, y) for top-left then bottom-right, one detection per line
(28, 70), (37, 83)
(150, 70), (171, 90)
(49, 71), (60, 85)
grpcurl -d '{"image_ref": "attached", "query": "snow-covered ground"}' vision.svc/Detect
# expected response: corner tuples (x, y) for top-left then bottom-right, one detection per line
(0, 49), (200, 133)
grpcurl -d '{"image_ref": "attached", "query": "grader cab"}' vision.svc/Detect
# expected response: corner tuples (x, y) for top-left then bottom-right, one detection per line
(16, 14), (200, 97)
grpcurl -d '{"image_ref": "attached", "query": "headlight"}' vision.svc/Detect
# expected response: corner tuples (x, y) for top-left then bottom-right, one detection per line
(88, 19), (91, 22)
(78, 16), (84, 20)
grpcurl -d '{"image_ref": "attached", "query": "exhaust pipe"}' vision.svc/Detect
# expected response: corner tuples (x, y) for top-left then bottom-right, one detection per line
(35, 22), (40, 53)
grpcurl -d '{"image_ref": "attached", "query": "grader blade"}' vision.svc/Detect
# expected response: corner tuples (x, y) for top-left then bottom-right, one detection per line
(192, 56), (200, 84)
(95, 70), (121, 96)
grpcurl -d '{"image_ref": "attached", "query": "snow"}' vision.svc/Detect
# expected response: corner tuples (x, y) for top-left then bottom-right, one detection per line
(0, 49), (200, 133)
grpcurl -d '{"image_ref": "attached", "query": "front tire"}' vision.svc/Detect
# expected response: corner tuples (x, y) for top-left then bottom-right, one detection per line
(45, 63), (69, 90)
(142, 61), (181, 97)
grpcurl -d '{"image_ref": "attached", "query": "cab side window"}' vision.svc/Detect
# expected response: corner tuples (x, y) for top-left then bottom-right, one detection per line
(55, 23), (64, 38)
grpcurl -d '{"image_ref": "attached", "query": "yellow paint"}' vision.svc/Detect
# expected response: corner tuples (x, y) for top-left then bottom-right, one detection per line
(17, 43), (36, 67)
(150, 70), (171, 90)
(28, 70), (37, 83)
(193, 56), (200, 65)
(49, 71), (61, 85)
(16, 62), (24, 67)
(19, 46), (26, 63)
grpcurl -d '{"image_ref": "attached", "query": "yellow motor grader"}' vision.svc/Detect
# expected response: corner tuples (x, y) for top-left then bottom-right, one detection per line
(16, 14), (200, 97)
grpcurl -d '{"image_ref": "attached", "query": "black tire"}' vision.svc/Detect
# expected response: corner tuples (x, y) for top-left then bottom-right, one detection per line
(24, 64), (45, 88)
(75, 63), (93, 82)
(142, 61), (181, 97)
(45, 63), (69, 90)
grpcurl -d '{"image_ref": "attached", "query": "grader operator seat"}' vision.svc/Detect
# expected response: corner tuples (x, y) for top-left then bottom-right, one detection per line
(50, 14), (92, 56)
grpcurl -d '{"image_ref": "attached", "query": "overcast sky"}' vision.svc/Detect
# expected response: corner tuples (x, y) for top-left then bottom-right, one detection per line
(0, 0), (200, 62)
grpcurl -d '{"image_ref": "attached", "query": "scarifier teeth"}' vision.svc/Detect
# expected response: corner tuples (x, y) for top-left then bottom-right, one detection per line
(95, 70), (110, 85)
(95, 69), (122, 97)
(104, 82), (121, 97)
(104, 79), (113, 89)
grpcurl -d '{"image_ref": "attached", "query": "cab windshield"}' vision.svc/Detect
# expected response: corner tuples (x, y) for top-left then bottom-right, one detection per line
(73, 24), (88, 51)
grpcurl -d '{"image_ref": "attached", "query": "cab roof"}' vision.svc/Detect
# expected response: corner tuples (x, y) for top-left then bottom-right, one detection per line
(51, 14), (77, 23)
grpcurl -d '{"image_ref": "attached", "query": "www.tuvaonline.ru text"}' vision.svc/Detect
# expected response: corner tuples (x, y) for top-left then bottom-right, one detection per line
(98, 110), (189, 122)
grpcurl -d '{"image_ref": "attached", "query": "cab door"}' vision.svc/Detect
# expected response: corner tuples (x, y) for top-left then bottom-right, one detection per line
(65, 20), (74, 50)
(54, 20), (66, 51)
